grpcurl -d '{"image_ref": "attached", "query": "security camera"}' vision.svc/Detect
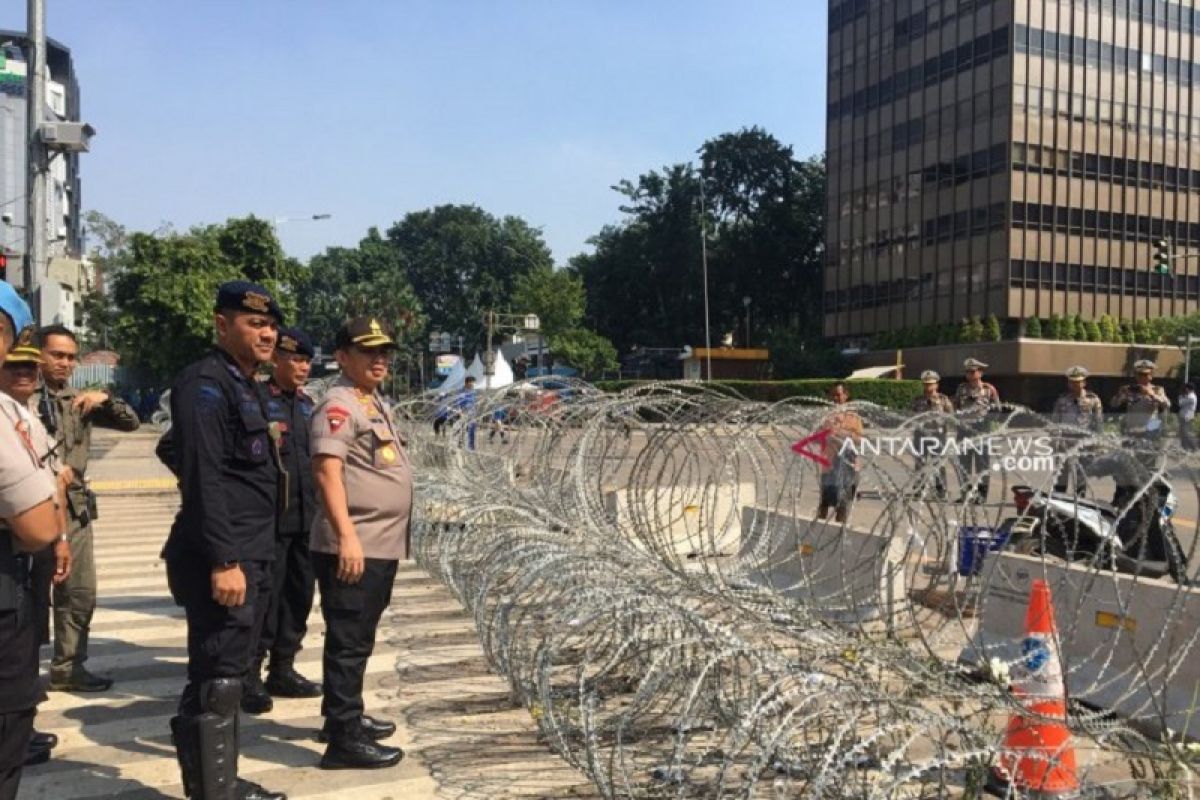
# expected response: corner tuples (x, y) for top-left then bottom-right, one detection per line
(0, 214), (12, 225)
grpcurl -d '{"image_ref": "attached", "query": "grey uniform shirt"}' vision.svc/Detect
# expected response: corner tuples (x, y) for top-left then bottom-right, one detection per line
(309, 377), (412, 561)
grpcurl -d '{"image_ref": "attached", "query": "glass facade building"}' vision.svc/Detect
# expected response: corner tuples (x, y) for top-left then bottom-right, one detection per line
(825, 0), (1200, 340)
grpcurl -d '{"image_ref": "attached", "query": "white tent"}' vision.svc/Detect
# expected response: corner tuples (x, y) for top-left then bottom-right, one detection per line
(461, 350), (515, 389)
(465, 354), (485, 384)
(433, 357), (469, 393)
(489, 348), (515, 388)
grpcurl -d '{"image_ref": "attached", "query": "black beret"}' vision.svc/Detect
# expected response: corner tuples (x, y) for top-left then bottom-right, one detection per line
(276, 326), (315, 358)
(215, 280), (284, 323)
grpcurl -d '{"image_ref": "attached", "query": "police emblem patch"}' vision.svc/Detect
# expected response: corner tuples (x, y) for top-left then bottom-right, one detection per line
(251, 438), (266, 457)
(327, 406), (350, 432)
(243, 292), (270, 313)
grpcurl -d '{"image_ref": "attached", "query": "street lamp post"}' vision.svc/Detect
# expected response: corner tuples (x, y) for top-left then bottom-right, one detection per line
(483, 310), (540, 391)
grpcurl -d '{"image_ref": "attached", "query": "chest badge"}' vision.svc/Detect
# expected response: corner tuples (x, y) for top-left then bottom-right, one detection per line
(380, 445), (396, 463)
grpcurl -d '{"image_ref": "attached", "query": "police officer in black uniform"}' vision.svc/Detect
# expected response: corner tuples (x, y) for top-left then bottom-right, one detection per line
(159, 282), (287, 800)
(242, 327), (321, 714)
(0, 283), (62, 800)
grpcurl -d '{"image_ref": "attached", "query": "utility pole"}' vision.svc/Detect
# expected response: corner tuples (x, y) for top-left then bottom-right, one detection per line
(699, 175), (713, 381)
(24, 0), (47, 317)
(484, 309), (495, 391)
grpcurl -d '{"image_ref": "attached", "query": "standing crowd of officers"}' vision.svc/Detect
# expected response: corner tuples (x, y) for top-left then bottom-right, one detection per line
(1, 280), (414, 800)
(906, 355), (1178, 505)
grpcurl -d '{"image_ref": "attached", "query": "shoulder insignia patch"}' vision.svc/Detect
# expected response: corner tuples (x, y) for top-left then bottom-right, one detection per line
(326, 405), (351, 433)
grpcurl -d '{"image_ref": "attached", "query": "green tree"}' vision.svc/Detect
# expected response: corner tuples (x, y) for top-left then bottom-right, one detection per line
(576, 129), (826, 355)
(299, 228), (424, 353)
(984, 314), (1002, 342)
(386, 204), (547, 349)
(512, 266), (584, 340)
(1024, 317), (1043, 338)
(549, 328), (618, 377)
(79, 211), (129, 351)
(764, 321), (851, 378)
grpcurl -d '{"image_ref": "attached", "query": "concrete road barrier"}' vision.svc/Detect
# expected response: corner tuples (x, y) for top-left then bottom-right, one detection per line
(738, 505), (909, 630)
(602, 483), (755, 562)
(960, 550), (1200, 741)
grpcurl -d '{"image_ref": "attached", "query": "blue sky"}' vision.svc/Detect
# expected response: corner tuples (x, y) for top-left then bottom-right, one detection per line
(9, 1), (827, 265)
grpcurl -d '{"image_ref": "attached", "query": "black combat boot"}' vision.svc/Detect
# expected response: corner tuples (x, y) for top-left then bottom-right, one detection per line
(316, 714), (395, 743)
(264, 660), (321, 698)
(318, 717), (403, 770)
(241, 658), (274, 714)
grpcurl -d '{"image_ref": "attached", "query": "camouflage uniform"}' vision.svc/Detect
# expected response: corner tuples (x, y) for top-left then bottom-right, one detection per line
(954, 380), (1000, 502)
(911, 391), (954, 499)
(1050, 389), (1103, 494)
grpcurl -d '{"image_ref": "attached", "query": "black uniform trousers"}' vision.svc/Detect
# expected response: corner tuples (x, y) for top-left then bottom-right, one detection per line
(0, 708), (33, 800)
(257, 531), (315, 668)
(313, 554), (396, 724)
(166, 558), (273, 714)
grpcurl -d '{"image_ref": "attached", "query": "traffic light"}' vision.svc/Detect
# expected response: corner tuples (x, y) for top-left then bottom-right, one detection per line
(1154, 238), (1173, 274)
(0, 252), (6, 281)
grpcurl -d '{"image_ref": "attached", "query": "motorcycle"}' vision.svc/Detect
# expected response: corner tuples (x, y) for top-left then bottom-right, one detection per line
(998, 468), (1189, 584)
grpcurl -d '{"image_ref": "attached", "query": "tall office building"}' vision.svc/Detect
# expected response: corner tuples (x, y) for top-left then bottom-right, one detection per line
(825, 0), (1200, 350)
(0, 30), (87, 326)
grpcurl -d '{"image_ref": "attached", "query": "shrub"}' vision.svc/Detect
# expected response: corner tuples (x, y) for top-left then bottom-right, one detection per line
(1098, 314), (1117, 343)
(1024, 317), (1043, 338)
(984, 314), (1002, 342)
(1046, 313), (1063, 340)
(1084, 320), (1102, 342)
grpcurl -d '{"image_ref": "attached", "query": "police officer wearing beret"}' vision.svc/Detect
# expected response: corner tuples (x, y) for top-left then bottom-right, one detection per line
(0, 285), (64, 799)
(1051, 366), (1104, 495)
(159, 281), (287, 800)
(242, 328), (321, 714)
(309, 318), (408, 770)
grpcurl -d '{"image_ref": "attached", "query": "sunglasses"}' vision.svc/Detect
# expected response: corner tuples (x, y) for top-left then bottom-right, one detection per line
(354, 346), (392, 359)
(2, 361), (38, 372)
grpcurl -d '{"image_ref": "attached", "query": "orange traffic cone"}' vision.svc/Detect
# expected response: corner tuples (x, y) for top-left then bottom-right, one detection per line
(990, 579), (1080, 798)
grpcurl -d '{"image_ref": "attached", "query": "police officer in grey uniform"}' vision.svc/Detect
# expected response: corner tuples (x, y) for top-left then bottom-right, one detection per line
(911, 370), (954, 500)
(1111, 359), (1171, 442)
(310, 317), (410, 770)
(0, 284), (63, 800)
(159, 282), (287, 800)
(954, 358), (1001, 504)
(1050, 365), (1104, 495)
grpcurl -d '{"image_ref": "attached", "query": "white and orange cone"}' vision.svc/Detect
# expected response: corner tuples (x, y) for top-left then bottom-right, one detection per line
(990, 579), (1080, 798)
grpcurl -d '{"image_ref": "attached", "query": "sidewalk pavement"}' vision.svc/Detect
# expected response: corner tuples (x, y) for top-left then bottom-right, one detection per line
(18, 430), (593, 799)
